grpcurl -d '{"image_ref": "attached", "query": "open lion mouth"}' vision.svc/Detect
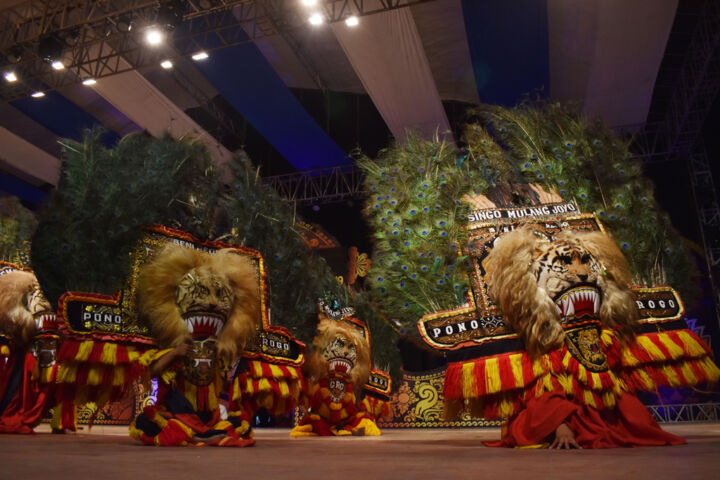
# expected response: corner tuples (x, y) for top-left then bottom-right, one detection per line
(183, 313), (225, 338)
(328, 358), (353, 375)
(34, 312), (56, 331)
(554, 285), (600, 320)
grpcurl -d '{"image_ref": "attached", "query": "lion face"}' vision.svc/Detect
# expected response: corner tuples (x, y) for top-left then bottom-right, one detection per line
(176, 266), (235, 338)
(484, 226), (637, 356)
(321, 333), (358, 376)
(306, 317), (371, 391)
(136, 245), (261, 362)
(0, 268), (56, 346)
(532, 240), (602, 321)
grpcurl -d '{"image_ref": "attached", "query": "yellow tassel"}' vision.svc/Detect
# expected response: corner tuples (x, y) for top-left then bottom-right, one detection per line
(510, 353), (525, 388)
(87, 366), (102, 385)
(657, 333), (685, 359)
(75, 341), (94, 361)
(279, 380), (290, 397)
(251, 361), (263, 377)
(583, 389), (596, 408)
(461, 362), (478, 398)
(622, 349), (640, 367)
(161, 370), (176, 384)
(676, 331), (707, 357)
(637, 336), (666, 361)
(168, 418), (193, 438)
(498, 398), (514, 419)
(0, 345), (9, 357)
(485, 357), (501, 394)
(700, 357), (720, 381)
(679, 362), (698, 385)
(602, 391), (616, 408)
(258, 378), (271, 392)
(576, 363), (587, 384)
(556, 373), (572, 395)
(661, 365), (682, 387)
(532, 356), (547, 378)
(58, 364), (78, 383)
(589, 372), (601, 390)
(561, 351), (572, 370)
(269, 364), (283, 378)
(113, 366), (125, 386)
(636, 369), (655, 390)
(542, 373), (554, 393)
(214, 420), (233, 431)
(600, 329), (615, 346)
(288, 367), (299, 379)
(232, 378), (242, 402)
(101, 343), (118, 364)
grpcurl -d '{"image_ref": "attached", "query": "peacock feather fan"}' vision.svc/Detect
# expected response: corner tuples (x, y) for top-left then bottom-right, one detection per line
(0, 196), (37, 266)
(31, 129), (220, 305)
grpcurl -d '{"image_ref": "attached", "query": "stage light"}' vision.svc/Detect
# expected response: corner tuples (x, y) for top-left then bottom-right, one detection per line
(31, 91), (45, 98)
(301, 0), (318, 6)
(51, 60), (65, 70)
(312, 204), (320, 212)
(82, 78), (97, 86)
(4, 72), (17, 83)
(145, 27), (165, 46)
(345, 16), (359, 27)
(160, 59), (173, 69)
(191, 51), (209, 61)
(309, 13), (324, 25)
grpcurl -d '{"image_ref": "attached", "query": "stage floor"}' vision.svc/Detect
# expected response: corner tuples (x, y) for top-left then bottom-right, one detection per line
(1, 424), (719, 479)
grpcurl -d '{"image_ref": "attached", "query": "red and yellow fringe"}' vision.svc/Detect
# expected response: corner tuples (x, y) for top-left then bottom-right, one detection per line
(235, 360), (303, 415)
(444, 328), (719, 420)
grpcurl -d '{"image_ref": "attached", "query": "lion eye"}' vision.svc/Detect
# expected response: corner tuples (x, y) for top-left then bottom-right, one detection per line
(200, 286), (209, 296)
(581, 254), (591, 264)
(559, 255), (572, 265)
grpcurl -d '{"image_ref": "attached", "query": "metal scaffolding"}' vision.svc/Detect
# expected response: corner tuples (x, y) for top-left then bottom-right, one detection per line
(262, 165), (364, 204)
(0, 0), (437, 101)
(647, 403), (720, 423)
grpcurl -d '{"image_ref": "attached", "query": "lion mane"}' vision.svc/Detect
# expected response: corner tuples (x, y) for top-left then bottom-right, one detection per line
(484, 225), (637, 357)
(136, 244), (260, 362)
(305, 316), (371, 392)
(0, 270), (40, 346)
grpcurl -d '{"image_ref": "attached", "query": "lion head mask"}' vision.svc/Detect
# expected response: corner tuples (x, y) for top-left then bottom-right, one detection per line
(0, 267), (56, 348)
(305, 316), (371, 393)
(136, 244), (260, 364)
(483, 226), (637, 356)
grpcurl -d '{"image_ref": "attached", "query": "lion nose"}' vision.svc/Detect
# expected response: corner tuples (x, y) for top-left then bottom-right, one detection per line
(578, 274), (588, 282)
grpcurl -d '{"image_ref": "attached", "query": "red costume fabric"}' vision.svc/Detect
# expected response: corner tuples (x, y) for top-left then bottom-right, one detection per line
(0, 348), (55, 433)
(487, 388), (685, 448)
(129, 351), (254, 447)
(293, 376), (376, 436)
(444, 325), (719, 448)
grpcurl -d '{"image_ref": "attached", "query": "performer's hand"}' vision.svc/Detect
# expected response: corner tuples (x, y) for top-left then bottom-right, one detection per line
(549, 423), (581, 449)
(172, 341), (193, 359)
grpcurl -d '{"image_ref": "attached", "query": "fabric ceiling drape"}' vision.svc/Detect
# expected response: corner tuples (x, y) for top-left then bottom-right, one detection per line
(333, 7), (452, 142)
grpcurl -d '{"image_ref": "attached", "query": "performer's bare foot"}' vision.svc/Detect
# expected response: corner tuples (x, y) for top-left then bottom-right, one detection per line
(549, 423), (581, 449)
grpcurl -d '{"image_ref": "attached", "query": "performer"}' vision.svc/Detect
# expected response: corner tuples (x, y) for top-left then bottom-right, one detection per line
(461, 226), (718, 448)
(0, 265), (61, 433)
(129, 245), (258, 447)
(291, 315), (381, 436)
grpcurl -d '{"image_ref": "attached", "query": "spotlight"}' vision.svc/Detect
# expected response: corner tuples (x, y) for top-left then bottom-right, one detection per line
(145, 27), (165, 46)
(31, 91), (45, 98)
(301, 0), (318, 6)
(51, 60), (65, 70)
(115, 14), (133, 33)
(308, 13), (324, 25)
(160, 59), (173, 69)
(345, 16), (359, 27)
(191, 51), (209, 61)
(82, 78), (97, 86)
(312, 204), (320, 212)
(4, 72), (17, 83)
